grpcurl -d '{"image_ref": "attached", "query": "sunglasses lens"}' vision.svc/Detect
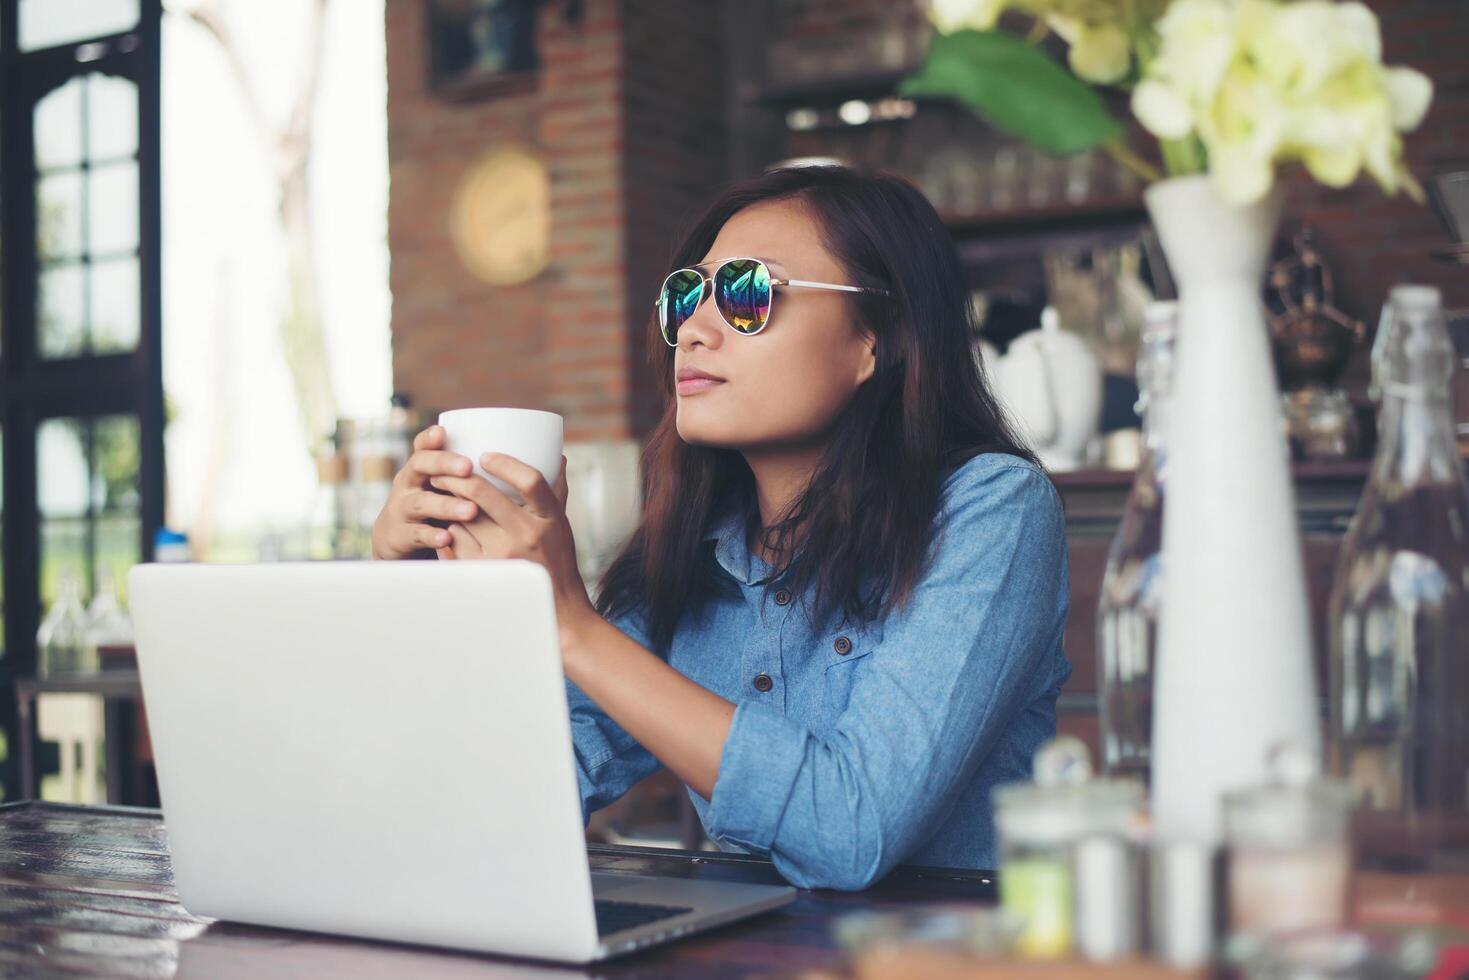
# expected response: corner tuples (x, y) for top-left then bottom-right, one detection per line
(659, 270), (704, 344)
(714, 259), (771, 334)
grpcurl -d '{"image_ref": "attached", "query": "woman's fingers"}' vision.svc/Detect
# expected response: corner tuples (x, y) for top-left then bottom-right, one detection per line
(479, 453), (561, 518)
(553, 456), (569, 508)
(406, 488), (478, 524)
(429, 472), (527, 530)
(446, 522), (479, 557)
(374, 426), (464, 560)
(395, 520), (450, 555)
(397, 450), (473, 491)
(412, 425), (446, 453)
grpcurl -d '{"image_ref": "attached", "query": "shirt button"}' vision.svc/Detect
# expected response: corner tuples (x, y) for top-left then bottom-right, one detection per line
(834, 636), (853, 655)
(774, 589), (792, 606)
(753, 673), (773, 692)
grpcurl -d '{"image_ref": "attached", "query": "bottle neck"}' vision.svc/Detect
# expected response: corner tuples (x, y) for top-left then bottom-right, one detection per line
(1136, 387), (1171, 479)
(1373, 387), (1464, 488)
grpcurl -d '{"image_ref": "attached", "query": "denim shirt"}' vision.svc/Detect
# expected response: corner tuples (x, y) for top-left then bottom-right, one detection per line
(565, 452), (1071, 890)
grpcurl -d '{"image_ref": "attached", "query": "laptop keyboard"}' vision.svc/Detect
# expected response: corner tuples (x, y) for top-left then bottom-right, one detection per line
(594, 899), (693, 936)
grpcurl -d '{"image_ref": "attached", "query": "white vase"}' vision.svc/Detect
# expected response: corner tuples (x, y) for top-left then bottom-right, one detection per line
(1145, 176), (1320, 845)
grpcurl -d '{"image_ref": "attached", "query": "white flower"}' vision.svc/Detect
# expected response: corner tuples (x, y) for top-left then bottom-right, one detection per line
(1132, 80), (1192, 139)
(1066, 21), (1131, 84)
(1149, 0), (1236, 105)
(1384, 67), (1432, 130)
(926, 0), (1010, 32)
(1130, 0), (1433, 203)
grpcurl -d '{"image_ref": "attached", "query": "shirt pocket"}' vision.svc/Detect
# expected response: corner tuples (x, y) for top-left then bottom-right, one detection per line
(819, 618), (885, 729)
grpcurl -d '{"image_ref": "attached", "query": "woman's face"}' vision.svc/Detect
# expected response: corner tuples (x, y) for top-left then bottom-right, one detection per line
(672, 199), (877, 452)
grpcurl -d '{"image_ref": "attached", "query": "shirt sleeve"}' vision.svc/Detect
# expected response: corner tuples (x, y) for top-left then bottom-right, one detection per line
(703, 461), (1068, 890)
(565, 602), (664, 827)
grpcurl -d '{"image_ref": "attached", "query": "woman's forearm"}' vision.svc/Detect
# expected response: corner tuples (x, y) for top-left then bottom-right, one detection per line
(560, 613), (735, 802)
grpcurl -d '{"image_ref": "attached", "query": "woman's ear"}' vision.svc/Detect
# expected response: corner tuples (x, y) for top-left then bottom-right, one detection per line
(856, 330), (877, 385)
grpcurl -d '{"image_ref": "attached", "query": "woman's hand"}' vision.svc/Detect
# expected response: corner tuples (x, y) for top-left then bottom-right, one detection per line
(370, 425), (481, 561)
(430, 452), (599, 645)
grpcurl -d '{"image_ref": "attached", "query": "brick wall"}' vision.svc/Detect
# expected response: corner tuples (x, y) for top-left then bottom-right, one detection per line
(621, 0), (727, 435)
(385, 0), (725, 442)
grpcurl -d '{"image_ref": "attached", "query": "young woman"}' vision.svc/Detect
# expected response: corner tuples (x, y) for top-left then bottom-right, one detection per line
(372, 165), (1071, 891)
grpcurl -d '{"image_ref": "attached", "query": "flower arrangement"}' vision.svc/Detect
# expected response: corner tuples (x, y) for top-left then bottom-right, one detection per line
(904, 0), (1434, 205)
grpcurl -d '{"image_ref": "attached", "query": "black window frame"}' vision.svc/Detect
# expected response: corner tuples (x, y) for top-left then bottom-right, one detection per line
(0, 0), (164, 803)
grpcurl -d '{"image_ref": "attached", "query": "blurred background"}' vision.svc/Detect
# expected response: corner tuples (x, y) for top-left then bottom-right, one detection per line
(0, 0), (1465, 850)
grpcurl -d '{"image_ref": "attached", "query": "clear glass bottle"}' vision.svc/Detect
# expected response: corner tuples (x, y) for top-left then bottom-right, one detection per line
(1096, 300), (1176, 784)
(1328, 284), (1469, 817)
(82, 567), (134, 670)
(37, 568), (91, 676)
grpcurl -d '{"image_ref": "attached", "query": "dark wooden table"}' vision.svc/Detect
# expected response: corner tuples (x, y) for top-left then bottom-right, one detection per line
(0, 801), (996, 978)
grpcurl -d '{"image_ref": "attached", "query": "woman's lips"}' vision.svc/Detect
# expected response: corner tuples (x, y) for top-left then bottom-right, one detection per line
(676, 377), (725, 396)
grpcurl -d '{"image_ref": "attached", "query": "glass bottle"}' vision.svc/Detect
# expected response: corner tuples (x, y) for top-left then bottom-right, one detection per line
(82, 567), (134, 670)
(37, 568), (91, 676)
(1328, 284), (1469, 818)
(1096, 300), (1176, 784)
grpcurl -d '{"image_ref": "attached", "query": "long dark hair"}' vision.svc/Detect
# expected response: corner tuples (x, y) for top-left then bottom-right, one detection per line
(595, 165), (1039, 656)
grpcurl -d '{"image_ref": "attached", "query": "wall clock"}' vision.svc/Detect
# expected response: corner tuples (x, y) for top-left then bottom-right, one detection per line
(450, 143), (551, 286)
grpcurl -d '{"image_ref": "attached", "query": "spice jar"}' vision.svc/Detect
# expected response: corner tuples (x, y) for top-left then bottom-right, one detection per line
(1224, 743), (1356, 937)
(993, 736), (1127, 959)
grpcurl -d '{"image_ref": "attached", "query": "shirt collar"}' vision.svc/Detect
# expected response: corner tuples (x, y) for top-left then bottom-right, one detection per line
(702, 502), (783, 587)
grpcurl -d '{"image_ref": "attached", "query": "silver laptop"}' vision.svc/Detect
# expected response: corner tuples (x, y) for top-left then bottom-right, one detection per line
(128, 560), (796, 963)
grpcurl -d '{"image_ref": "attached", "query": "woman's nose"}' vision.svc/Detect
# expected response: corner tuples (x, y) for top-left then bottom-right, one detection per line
(677, 293), (724, 350)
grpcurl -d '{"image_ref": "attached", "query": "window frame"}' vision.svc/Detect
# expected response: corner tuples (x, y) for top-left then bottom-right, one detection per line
(0, 0), (163, 803)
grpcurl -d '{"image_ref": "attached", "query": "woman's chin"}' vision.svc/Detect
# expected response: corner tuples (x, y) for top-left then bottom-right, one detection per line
(675, 417), (741, 449)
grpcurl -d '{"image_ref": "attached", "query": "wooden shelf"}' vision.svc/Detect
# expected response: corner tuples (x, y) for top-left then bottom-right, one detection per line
(750, 67), (916, 107)
(940, 196), (1147, 236)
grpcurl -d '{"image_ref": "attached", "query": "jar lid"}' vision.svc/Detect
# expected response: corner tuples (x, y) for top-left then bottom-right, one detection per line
(316, 454), (348, 484)
(993, 737), (1144, 845)
(1223, 742), (1355, 849)
(360, 454), (398, 482)
(1142, 299), (1179, 335)
(994, 779), (1144, 844)
(1389, 283), (1441, 310)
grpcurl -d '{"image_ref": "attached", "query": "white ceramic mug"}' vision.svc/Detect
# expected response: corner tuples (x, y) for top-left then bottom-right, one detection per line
(437, 408), (564, 506)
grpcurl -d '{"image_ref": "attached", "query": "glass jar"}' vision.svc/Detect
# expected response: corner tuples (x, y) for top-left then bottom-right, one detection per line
(994, 780), (1087, 959)
(1224, 745), (1355, 937)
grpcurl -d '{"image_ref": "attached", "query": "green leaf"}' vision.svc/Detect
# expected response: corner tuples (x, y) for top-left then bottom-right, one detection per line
(899, 29), (1124, 156)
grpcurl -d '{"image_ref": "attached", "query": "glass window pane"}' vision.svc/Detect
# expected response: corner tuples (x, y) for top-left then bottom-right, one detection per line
(35, 78), (84, 171)
(20, 0), (140, 52)
(36, 171), (84, 261)
(89, 75), (138, 161)
(90, 257), (140, 354)
(92, 415), (140, 513)
(38, 263), (87, 359)
(96, 513), (141, 607)
(89, 160), (138, 255)
(38, 419), (90, 519)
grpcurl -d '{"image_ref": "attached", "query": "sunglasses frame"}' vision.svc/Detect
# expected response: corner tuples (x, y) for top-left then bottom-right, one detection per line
(655, 255), (891, 347)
